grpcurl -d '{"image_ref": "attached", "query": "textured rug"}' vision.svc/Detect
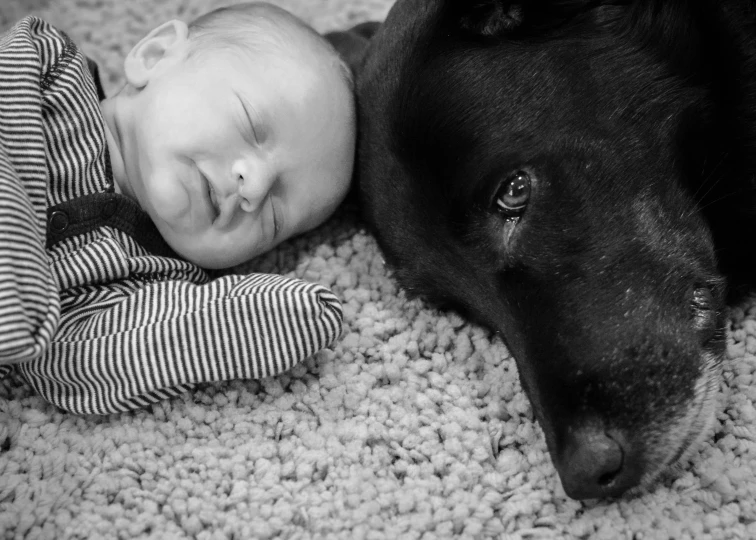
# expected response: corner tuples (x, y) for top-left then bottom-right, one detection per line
(2, 0), (756, 538)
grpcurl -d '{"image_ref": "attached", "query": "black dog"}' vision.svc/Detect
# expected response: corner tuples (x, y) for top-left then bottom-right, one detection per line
(327, 0), (756, 499)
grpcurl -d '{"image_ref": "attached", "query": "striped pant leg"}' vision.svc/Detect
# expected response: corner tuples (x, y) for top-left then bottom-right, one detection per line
(16, 273), (343, 415)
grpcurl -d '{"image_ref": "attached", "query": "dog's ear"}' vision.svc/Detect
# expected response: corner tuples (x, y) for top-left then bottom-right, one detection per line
(452, 0), (594, 37)
(324, 22), (381, 75)
(457, 1), (525, 35)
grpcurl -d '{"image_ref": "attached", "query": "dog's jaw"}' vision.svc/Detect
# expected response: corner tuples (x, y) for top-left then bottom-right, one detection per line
(631, 348), (723, 494)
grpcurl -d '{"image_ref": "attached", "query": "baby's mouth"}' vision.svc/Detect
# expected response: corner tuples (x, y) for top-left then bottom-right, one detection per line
(202, 172), (221, 223)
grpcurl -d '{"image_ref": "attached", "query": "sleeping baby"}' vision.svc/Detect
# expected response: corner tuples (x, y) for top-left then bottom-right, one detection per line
(0, 2), (354, 414)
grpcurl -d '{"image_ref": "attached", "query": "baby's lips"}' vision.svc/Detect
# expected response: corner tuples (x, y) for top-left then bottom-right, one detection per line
(213, 194), (242, 229)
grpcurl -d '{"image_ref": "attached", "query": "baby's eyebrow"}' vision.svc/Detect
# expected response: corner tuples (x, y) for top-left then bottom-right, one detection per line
(235, 92), (268, 144)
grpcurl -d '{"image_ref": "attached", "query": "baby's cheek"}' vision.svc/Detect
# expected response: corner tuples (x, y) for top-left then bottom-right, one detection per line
(147, 168), (192, 229)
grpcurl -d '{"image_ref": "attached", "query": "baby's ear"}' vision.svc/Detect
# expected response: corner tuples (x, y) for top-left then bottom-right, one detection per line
(124, 20), (190, 88)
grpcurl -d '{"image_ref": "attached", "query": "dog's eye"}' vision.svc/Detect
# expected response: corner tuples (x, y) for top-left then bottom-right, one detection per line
(494, 170), (531, 216)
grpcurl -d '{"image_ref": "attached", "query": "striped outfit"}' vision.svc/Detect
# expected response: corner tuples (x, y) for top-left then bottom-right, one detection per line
(0, 17), (343, 415)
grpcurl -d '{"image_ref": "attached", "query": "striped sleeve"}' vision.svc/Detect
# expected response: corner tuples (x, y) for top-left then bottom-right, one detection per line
(0, 17), (61, 365)
(16, 273), (343, 415)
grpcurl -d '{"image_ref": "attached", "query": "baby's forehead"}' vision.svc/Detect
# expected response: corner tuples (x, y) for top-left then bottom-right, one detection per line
(190, 7), (323, 56)
(186, 4), (351, 88)
(196, 30), (344, 91)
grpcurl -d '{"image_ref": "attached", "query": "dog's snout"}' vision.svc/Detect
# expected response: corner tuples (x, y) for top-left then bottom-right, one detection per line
(558, 426), (640, 499)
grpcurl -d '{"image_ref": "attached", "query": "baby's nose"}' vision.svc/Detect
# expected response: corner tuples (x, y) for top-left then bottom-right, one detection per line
(233, 159), (276, 212)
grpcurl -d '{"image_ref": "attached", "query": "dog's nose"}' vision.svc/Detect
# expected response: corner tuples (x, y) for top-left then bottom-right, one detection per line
(557, 426), (640, 499)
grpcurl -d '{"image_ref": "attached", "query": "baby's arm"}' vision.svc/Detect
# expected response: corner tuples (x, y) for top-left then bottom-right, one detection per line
(0, 148), (60, 367)
(0, 59), (61, 367)
(15, 273), (342, 415)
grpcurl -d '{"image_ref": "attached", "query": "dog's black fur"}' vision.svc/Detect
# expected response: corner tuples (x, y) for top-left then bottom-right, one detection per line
(327, 0), (756, 499)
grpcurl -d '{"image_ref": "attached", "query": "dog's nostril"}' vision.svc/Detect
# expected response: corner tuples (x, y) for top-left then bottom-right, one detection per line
(557, 426), (639, 499)
(598, 469), (619, 487)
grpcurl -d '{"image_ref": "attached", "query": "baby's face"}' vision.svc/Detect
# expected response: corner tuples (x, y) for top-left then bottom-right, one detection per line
(120, 41), (354, 268)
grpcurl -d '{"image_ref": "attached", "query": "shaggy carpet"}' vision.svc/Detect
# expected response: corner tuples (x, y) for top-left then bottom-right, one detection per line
(2, 0), (756, 538)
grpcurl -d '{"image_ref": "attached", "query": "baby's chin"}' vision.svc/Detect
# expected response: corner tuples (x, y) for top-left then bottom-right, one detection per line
(161, 230), (253, 270)
(147, 201), (263, 268)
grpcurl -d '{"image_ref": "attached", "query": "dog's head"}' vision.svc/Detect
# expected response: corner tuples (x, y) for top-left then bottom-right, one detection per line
(330, 0), (756, 498)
